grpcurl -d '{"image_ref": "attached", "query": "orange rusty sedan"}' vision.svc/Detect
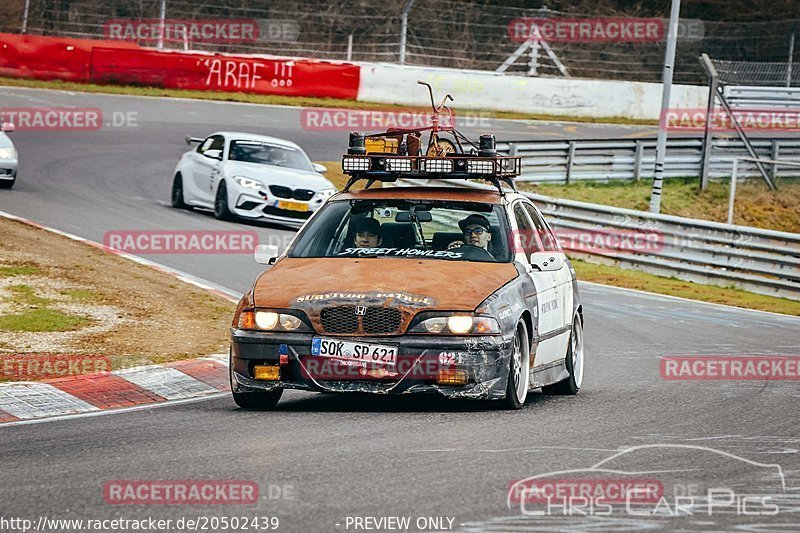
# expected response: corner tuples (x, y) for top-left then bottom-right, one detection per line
(229, 127), (584, 410)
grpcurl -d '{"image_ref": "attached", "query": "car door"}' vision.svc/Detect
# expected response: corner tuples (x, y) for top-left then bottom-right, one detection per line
(189, 135), (225, 206)
(524, 201), (573, 360)
(511, 201), (562, 368)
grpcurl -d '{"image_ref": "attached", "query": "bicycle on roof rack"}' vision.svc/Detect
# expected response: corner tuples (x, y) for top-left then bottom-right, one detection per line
(340, 81), (522, 194)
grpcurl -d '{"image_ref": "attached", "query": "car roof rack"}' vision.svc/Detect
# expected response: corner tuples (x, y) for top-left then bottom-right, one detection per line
(340, 154), (521, 194)
(339, 81), (521, 195)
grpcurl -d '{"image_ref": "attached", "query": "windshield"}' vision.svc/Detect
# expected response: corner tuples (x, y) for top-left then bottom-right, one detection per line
(288, 199), (512, 262)
(228, 140), (313, 171)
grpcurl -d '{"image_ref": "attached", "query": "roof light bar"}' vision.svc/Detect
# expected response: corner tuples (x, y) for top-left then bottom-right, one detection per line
(385, 158), (413, 172)
(421, 158), (453, 173)
(342, 157), (371, 172)
(466, 160), (495, 174)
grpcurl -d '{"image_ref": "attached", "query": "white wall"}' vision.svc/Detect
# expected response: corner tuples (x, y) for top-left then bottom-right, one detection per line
(357, 63), (708, 120)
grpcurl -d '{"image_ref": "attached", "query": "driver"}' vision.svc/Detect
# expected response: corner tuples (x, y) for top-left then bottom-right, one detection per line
(352, 217), (382, 248)
(447, 214), (494, 259)
(269, 148), (288, 166)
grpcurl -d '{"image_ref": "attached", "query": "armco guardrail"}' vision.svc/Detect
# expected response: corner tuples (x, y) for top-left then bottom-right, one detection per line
(498, 137), (800, 183)
(395, 178), (800, 301)
(724, 86), (800, 109)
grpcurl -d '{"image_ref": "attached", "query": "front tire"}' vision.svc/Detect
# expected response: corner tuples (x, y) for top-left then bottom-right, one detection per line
(499, 321), (530, 410)
(0, 176), (15, 189)
(229, 353), (283, 410)
(171, 173), (187, 208)
(542, 313), (584, 395)
(214, 180), (233, 220)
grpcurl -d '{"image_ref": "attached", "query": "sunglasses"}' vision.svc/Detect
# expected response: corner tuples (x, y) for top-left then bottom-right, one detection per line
(463, 227), (487, 236)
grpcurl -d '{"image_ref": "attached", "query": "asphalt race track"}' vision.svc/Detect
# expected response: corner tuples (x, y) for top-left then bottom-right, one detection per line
(1, 87), (799, 532)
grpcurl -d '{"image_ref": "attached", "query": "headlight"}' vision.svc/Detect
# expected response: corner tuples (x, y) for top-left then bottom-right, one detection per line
(234, 176), (263, 190)
(239, 309), (310, 332)
(0, 147), (15, 160)
(255, 311), (279, 329)
(316, 189), (336, 201)
(409, 314), (500, 335)
(447, 316), (473, 334)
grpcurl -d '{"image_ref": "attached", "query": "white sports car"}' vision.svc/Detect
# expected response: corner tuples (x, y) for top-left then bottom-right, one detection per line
(171, 132), (336, 228)
(0, 122), (18, 189)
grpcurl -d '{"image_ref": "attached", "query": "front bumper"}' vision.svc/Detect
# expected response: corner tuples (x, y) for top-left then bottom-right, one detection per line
(230, 330), (514, 400)
(0, 158), (17, 180)
(230, 190), (321, 229)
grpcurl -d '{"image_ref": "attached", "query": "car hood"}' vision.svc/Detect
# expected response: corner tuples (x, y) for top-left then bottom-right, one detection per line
(224, 161), (334, 190)
(253, 257), (519, 311)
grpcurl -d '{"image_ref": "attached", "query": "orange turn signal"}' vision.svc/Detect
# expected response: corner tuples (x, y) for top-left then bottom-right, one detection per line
(253, 365), (280, 381)
(437, 369), (468, 385)
(239, 310), (255, 330)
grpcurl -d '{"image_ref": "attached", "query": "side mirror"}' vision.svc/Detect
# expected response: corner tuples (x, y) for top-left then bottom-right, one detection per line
(204, 149), (223, 160)
(529, 252), (563, 272)
(254, 244), (279, 265)
(1, 123), (15, 133)
(312, 163), (327, 173)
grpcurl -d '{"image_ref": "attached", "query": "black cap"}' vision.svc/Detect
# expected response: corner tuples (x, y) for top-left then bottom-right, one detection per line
(458, 214), (490, 232)
(352, 217), (381, 234)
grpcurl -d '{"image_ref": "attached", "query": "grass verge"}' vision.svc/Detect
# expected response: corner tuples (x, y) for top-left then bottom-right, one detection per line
(0, 76), (656, 125)
(0, 216), (234, 381)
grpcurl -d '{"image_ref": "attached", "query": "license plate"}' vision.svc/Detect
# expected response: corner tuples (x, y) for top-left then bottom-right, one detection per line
(311, 337), (398, 366)
(277, 200), (308, 212)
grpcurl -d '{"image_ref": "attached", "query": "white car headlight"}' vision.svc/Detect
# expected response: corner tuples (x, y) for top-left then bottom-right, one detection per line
(234, 176), (263, 190)
(316, 188), (336, 201)
(0, 147), (15, 160)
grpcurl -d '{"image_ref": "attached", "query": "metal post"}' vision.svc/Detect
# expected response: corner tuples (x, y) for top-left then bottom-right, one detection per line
(21, 0), (30, 34)
(565, 141), (576, 185)
(347, 34), (353, 61)
(528, 38), (540, 76)
(699, 53), (718, 190)
(633, 140), (644, 182)
(399, 0), (416, 65)
(771, 140), (780, 181)
(157, 0), (166, 49)
(649, 0), (681, 213)
(728, 158), (738, 225)
(788, 33), (795, 87)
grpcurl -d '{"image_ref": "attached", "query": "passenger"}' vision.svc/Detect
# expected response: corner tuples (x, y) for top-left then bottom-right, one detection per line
(448, 214), (492, 252)
(352, 217), (382, 248)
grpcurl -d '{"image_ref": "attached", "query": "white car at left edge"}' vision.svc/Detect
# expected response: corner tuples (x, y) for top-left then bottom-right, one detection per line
(171, 132), (336, 228)
(0, 121), (18, 189)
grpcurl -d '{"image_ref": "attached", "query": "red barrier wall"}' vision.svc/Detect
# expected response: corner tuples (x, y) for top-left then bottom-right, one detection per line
(0, 33), (360, 100)
(0, 33), (140, 82)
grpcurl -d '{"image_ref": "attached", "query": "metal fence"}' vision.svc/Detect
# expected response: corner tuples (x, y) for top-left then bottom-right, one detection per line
(7, 0), (800, 85)
(497, 137), (800, 183)
(396, 178), (800, 301)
